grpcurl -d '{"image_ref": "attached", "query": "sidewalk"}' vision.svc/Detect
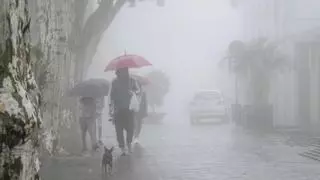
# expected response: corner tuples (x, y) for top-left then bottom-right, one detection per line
(40, 124), (320, 180)
(40, 122), (161, 180)
(40, 144), (160, 180)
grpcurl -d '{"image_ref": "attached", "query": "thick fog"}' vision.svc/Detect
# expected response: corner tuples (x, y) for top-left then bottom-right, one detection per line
(4, 0), (320, 179)
(87, 0), (241, 118)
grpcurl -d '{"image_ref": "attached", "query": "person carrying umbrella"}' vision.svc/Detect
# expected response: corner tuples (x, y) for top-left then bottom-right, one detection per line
(109, 68), (140, 155)
(133, 82), (148, 142)
(96, 96), (105, 145)
(79, 97), (99, 153)
(131, 74), (149, 143)
(106, 53), (151, 155)
(68, 78), (109, 154)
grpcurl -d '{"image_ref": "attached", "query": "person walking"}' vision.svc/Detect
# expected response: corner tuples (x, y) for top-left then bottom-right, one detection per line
(79, 97), (99, 153)
(109, 67), (140, 155)
(96, 96), (105, 145)
(134, 83), (148, 143)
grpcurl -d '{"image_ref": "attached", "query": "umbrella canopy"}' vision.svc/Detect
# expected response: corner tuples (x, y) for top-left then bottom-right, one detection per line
(104, 54), (152, 71)
(68, 78), (109, 98)
(131, 74), (150, 86)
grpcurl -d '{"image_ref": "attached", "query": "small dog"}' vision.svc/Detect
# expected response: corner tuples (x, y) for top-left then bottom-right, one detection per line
(102, 146), (114, 175)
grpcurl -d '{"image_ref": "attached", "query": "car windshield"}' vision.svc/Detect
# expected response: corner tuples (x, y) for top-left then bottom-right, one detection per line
(194, 92), (222, 102)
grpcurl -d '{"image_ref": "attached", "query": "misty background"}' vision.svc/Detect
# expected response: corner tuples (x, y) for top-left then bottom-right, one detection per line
(4, 0), (320, 179)
(86, 0), (242, 119)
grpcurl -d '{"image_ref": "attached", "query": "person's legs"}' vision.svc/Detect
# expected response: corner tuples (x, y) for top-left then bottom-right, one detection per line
(88, 119), (97, 151)
(79, 118), (87, 152)
(114, 111), (125, 150)
(134, 116), (143, 138)
(133, 115), (138, 138)
(124, 110), (135, 152)
(97, 115), (102, 143)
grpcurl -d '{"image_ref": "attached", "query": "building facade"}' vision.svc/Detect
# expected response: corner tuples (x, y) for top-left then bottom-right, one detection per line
(233, 0), (320, 129)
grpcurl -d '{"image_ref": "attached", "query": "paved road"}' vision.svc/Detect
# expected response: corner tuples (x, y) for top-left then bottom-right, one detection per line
(40, 118), (320, 180)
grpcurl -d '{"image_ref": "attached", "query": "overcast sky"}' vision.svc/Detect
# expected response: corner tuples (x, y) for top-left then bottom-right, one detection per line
(87, 0), (242, 116)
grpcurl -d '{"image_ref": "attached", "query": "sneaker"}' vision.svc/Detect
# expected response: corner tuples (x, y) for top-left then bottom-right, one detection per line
(120, 147), (126, 156)
(132, 138), (138, 144)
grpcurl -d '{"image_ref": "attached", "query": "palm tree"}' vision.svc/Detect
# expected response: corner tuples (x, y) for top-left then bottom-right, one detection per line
(227, 38), (287, 105)
(224, 38), (288, 129)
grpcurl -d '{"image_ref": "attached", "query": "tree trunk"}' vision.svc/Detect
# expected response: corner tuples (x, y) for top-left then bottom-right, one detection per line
(0, 0), (42, 179)
(251, 71), (270, 105)
(28, 0), (77, 155)
(72, 0), (127, 81)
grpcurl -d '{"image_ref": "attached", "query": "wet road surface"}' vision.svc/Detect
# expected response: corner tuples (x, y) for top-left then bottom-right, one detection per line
(41, 119), (320, 180)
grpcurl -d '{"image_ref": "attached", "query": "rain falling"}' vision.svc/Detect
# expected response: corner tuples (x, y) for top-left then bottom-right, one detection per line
(1, 0), (320, 180)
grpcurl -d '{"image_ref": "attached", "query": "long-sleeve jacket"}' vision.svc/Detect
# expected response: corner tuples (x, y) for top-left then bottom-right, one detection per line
(109, 77), (140, 116)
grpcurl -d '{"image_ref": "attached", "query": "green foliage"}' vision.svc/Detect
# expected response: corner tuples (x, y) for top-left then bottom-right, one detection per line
(227, 38), (288, 104)
(228, 38), (287, 76)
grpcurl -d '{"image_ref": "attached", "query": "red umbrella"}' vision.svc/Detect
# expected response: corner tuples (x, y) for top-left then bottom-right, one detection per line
(131, 74), (150, 86)
(104, 54), (152, 71)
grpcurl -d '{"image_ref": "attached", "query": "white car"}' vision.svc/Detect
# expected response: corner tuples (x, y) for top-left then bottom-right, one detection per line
(189, 90), (228, 124)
